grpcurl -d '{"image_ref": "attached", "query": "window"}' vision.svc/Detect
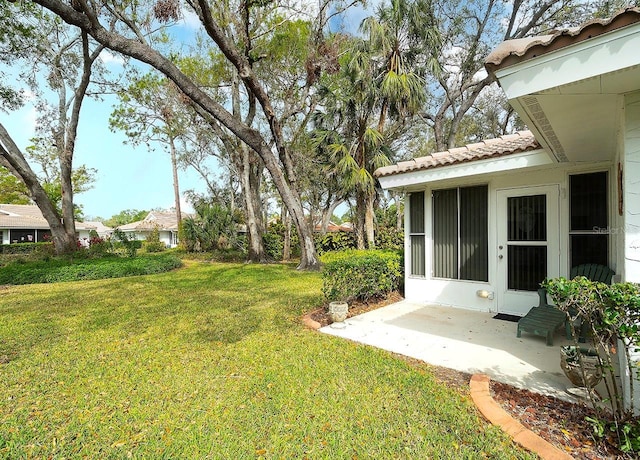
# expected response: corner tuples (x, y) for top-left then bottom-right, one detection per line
(569, 172), (608, 267)
(433, 185), (488, 281)
(409, 192), (425, 276)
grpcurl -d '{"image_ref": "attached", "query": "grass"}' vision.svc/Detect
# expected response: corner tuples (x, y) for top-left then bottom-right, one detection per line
(0, 261), (533, 458)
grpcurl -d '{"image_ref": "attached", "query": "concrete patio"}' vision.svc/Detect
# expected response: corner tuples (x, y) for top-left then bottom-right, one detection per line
(320, 300), (580, 402)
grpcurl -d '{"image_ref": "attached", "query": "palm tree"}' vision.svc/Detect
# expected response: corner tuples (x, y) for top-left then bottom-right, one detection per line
(315, 0), (439, 249)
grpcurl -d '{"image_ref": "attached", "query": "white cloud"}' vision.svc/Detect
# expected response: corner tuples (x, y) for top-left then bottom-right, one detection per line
(99, 50), (125, 66)
(179, 7), (201, 30)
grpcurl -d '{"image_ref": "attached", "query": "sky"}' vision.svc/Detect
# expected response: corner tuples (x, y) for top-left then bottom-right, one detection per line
(0, 2), (372, 221)
(1, 90), (206, 221)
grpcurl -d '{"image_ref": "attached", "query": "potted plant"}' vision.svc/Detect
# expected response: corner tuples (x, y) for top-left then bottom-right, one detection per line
(559, 345), (602, 388)
(328, 301), (348, 327)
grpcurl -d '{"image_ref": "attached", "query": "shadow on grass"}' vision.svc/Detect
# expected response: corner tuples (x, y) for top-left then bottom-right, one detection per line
(0, 261), (321, 359)
(188, 307), (263, 344)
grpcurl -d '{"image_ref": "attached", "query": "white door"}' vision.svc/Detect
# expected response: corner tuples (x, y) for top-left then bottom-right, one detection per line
(496, 186), (560, 316)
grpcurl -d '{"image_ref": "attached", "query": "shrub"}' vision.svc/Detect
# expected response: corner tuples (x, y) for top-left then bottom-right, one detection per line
(315, 231), (356, 255)
(0, 254), (183, 285)
(263, 230), (285, 260)
(543, 276), (640, 453)
(321, 249), (402, 302)
(0, 242), (53, 255)
(375, 227), (404, 251)
(143, 228), (166, 253)
(263, 219), (300, 260)
(87, 235), (109, 257)
(181, 202), (243, 252)
(112, 229), (142, 257)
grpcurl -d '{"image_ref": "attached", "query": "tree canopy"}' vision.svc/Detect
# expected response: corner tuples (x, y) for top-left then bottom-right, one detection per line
(1, 0), (627, 261)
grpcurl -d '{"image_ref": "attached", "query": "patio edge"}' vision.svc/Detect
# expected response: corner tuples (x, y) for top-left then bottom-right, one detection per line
(470, 374), (572, 460)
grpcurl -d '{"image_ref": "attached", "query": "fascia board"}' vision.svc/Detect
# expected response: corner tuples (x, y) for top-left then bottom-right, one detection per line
(495, 24), (640, 99)
(378, 149), (553, 191)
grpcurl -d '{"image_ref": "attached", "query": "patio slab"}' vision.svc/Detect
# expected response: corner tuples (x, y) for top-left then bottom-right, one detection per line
(320, 300), (579, 402)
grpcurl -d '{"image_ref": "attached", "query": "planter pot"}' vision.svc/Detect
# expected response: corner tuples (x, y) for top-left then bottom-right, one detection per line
(560, 346), (603, 388)
(328, 301), (348, 324)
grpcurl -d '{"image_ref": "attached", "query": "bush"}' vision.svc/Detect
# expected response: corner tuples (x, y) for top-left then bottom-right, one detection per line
(143, 228), (166, 253)
(263, 219), (300, 260)
(321, 249), (402, 302)
(112, 229), (142, 257)
(181, 202), (243, 252)
(262, 230), (284, 260)
(315, 231), (356, 255)
(0, 254), (183, 285)
(86, 233), (110, 257)
(375, 227), (404, 251)
(543, 276), (640, 453)
(0, 242), (53, 255)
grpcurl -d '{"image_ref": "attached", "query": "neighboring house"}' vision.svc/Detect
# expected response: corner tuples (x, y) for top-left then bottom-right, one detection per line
(375, 8), (640, 410)
(117, 211), (187, 248)
(81, 221), (113, 239)
(314, 221), (353, 233)
(0, 204), (98, 244)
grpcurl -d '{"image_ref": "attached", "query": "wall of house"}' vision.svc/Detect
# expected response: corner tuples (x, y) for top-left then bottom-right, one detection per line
(123, 230), (174, 248)
(623, 91), (640, 283)
(404, 160), (616, 314)
(159, 231), (174, 248)
(621, 90), (640, 415)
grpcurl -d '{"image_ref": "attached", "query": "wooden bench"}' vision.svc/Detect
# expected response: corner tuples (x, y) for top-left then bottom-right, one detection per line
(517, 289), (567, 346)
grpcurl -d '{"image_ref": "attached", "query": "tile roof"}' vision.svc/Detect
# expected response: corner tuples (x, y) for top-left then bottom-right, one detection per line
(0, 204), (51, 229)
(485, 7), (640, 74)
(374, 131), (540, 178)
(0, 204), (96, 230)
(82, 221), (113, 234)
(118, 211), (188, 232)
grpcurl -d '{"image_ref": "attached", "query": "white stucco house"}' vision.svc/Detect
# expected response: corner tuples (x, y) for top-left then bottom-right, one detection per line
(0, 204), (99, 245)
(375, 8), (640, 410)
(117, 211), (186, 248)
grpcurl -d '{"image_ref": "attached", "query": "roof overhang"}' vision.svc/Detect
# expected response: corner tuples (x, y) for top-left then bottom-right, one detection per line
(492, 21), (640, 163)
(378, 148), (551, 191)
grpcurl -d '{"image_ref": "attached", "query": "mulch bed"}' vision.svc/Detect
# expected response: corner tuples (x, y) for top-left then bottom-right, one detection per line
(309, 293), (633, 459)
(308, 291), (404, 327)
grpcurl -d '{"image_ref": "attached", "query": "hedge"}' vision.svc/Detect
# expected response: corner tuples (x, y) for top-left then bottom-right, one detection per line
(0, 254), (183, 285)
(0, 242), (54, 255)
(321, 249), (402, 302)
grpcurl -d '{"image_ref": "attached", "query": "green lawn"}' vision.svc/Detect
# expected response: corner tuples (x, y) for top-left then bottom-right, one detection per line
(0, 261), (532, 458)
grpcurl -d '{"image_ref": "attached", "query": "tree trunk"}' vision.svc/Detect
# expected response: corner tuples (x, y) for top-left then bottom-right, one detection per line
(240, 144), (267, 263)
(0, 123), (75, 254)
(365, 192), (376, 248)
(320, 199), (343, 234)
(168, 137), (182, 228)
(355, 190), (367, 250)
(58, 148), (78, 253)
(282, 207), (291, 262)
(393, 192), (403, 231)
